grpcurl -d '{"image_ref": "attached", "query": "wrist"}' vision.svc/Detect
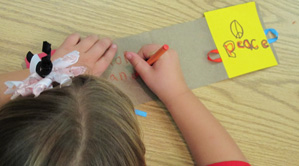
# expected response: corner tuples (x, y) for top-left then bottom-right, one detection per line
(160, 87), (193, 108)
(0, 69), (30, 106)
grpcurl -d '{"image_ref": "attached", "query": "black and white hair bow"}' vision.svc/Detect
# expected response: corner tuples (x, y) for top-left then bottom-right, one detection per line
(4, 41), (86, 99)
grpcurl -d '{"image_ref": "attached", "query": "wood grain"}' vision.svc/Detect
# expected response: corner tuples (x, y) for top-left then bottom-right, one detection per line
(0, 0), (298, 165)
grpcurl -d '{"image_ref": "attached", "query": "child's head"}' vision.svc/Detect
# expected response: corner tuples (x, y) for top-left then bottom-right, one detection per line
(0, 75), (145, 166)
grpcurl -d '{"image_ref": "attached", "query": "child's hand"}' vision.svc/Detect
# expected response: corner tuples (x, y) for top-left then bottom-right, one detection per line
(52, 33), (117, 77)
(125, 44), (190, 103)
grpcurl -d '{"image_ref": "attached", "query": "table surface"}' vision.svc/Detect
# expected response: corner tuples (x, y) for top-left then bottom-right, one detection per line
(0, 0), (298, 165)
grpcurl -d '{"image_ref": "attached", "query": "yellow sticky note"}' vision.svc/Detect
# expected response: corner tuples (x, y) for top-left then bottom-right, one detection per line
(205, 2), (278, 78)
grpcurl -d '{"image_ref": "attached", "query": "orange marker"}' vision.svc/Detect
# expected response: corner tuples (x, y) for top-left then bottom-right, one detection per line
(146, 44), (169, 65)
(134, 44), (169, 78)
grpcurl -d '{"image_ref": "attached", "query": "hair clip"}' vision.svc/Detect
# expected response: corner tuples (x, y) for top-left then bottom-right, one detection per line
(5, 41), (86, 99)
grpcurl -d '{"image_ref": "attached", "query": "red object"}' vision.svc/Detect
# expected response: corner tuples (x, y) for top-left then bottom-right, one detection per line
(162, 44), (169, 50)
(134, 44), (169, 78)
(25, 50), (56, 68)
(208, 161), (251, 166)
(146, 44), (169, 65)
(207, 49), (222, 62)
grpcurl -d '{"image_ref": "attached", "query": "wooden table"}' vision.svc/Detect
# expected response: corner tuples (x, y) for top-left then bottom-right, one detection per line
(0, 0), (298, 165)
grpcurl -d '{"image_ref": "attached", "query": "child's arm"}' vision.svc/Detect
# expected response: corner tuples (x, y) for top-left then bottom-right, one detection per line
(0, 69), (30, 106)
(0, 34), (117, 107)
(125, 45), (248, 166)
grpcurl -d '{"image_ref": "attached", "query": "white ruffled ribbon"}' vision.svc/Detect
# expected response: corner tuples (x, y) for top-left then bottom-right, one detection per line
(4, 51), (86, 99)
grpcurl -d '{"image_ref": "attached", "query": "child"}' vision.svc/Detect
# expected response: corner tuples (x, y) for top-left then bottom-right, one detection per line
(0, 34), (250, 166)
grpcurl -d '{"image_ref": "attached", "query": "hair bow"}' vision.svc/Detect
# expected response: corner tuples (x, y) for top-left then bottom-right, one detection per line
(4, 41), (86, 99)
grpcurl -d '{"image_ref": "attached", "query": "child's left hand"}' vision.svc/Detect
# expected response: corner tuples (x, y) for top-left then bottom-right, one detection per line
(51, 33), (117, 77)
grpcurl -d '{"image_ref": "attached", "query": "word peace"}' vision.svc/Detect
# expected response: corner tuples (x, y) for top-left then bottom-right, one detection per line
(223, 39), (269, 58)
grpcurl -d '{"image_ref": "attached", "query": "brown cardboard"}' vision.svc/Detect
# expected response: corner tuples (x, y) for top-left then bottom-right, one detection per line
(102, 18), (229, 105)
(20, 14), (278, 106)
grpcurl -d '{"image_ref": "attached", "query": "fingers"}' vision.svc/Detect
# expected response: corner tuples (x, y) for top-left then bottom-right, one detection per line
(125, 51), (152, 78)
(137, 44), (162, 59)
(60, 33), (81, 48)
(92, 44), (117, 76)
(76, 35), (99, 52)
(87, 38), (112, 59)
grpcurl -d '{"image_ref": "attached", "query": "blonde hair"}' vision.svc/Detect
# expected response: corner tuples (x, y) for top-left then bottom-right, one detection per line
(0, 75), (145, 166)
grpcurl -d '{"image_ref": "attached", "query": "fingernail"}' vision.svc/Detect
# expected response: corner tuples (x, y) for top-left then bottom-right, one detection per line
(111, 44), (117, 48)
(125, 52), (132, 60)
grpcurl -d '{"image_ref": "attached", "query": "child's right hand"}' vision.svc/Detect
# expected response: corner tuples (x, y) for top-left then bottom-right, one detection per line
(127, 45), (249, 166)
(125, 44), (190, 103)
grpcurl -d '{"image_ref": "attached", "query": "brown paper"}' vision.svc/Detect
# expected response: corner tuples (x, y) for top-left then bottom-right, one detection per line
(100, 2), (279, 106)
(102, 18), (229, 105)
(20, 14), (277, 106)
